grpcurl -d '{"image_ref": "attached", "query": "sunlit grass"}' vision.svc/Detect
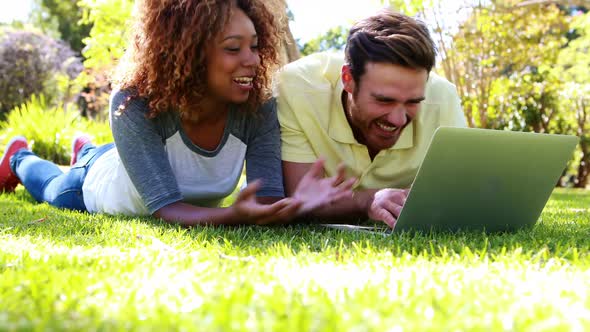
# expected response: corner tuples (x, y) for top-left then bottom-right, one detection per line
(1, 188), (590, 331)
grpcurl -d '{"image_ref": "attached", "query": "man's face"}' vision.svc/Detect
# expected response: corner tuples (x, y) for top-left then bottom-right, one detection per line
(343, 62), (428, 154)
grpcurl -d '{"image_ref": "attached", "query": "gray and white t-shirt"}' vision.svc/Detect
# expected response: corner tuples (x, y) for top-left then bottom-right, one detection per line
(82, 90), (284, 216)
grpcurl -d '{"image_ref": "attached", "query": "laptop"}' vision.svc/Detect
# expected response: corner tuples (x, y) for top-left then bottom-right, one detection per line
(392, 127), (578, 232)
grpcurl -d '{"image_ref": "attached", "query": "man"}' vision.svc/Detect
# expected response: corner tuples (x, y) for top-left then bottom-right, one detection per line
(275, 9), (467, 228)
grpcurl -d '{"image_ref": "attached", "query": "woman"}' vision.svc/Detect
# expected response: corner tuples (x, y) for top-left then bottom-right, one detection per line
(0, 0), (355, 226)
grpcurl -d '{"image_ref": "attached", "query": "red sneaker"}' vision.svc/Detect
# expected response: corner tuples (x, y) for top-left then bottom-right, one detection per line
(70, 134), (92, 166)
(0, 136), (29, 192)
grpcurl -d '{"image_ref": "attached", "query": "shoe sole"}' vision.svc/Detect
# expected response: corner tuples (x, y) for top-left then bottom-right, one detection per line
(0, 136), (28, 167)
(70, 135), (91, 166)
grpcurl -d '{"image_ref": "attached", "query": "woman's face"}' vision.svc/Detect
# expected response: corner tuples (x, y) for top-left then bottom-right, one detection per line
(205, 7), (260, 106)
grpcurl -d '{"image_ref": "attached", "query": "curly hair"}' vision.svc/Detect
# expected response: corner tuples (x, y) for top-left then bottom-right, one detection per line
(113, 0), (283, 118)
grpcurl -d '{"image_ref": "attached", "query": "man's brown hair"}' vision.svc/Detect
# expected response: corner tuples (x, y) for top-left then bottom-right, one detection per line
(344, 9), (436, 85)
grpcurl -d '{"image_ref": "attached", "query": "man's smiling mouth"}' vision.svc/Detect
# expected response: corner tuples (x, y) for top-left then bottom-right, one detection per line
(376, 121), (398, 132)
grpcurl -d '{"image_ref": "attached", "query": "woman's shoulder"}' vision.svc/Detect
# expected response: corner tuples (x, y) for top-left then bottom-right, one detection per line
(109, 89), (178, 135)
(253, 97), (277, 120)
(229, 98), (278, 142)
(110, 88), (150, 115)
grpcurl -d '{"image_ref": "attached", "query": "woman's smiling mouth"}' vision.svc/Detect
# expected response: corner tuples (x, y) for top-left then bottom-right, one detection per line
(233, 76), (254, 87)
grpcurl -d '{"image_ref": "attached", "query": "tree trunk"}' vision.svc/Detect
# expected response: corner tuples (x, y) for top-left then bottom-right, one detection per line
(281, 24), (300, 64)
(575, 100), (589, 188)
(276, 0), (300, 65)
(575, 147), (590, 188)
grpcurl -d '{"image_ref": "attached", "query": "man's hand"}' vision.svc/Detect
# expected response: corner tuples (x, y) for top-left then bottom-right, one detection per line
(232, 180), (302, 225)
(291, 158), (357, 214)
(366, 188), (409, 229)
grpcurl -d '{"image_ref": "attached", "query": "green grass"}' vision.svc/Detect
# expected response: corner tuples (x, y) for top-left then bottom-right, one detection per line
(1, 188), (590, 331)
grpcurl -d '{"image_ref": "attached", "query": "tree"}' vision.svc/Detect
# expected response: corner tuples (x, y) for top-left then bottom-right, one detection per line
(557, 11), (590, 187)
(78, 0), (133, 73)
(299, 26), (348, 56)
(487, 69), (565, 133)
(30, 0), (93, 55)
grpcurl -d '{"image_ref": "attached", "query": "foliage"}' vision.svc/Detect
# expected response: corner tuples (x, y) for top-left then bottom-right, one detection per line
(1, 189), (590, 330)
(487, 69), (566, 133)
(0, 28), (83, 115)
(0, 95), (112, 165)
(387, 0), (430, 16)
(558, 11), (590, 84)
(30, 0), (93, 54)
(559, 82), (590, 187)
(78, 0), (134, 73)
(557, 11), (590, 185)
(446, 4), (567, 128)
(299, 26), (348, 56)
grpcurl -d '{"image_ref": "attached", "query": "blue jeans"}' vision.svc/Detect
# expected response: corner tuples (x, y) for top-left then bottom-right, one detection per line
(10, 143), (114, 211)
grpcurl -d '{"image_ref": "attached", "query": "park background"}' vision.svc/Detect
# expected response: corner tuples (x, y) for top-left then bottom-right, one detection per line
(1, 0), (590, 331)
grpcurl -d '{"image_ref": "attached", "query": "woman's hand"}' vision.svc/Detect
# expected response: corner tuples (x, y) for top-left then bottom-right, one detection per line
(231, 159), (355, 224)
(291, 158), (356, 214)
(231, 180), (303, 225)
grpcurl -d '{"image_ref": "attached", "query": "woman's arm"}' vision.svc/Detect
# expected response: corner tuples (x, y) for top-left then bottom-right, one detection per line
(153, 180), (302, 226)
(110, 91), (184, 214)
(153, 202), (237, 226)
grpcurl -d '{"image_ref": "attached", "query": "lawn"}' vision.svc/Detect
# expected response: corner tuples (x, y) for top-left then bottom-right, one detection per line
(1, 188), (590, 331)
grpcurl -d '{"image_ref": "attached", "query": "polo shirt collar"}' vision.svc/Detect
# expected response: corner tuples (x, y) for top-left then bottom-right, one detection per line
(327, 79), (414, 151)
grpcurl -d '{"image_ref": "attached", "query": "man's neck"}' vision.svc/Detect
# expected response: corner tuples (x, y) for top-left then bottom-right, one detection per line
(341, 91), (361, 143)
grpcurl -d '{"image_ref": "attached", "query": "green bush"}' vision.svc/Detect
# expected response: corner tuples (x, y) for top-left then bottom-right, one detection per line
(0, 95), (112, 165)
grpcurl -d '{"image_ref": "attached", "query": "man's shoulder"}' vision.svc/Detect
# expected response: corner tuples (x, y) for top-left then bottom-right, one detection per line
(425, 72), (458, 97)
(421, 72), (466, 127)
(276, 52), (344, 89)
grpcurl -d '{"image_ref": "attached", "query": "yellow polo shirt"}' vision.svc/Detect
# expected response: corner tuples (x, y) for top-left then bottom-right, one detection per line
(275, 52), (467, 190)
